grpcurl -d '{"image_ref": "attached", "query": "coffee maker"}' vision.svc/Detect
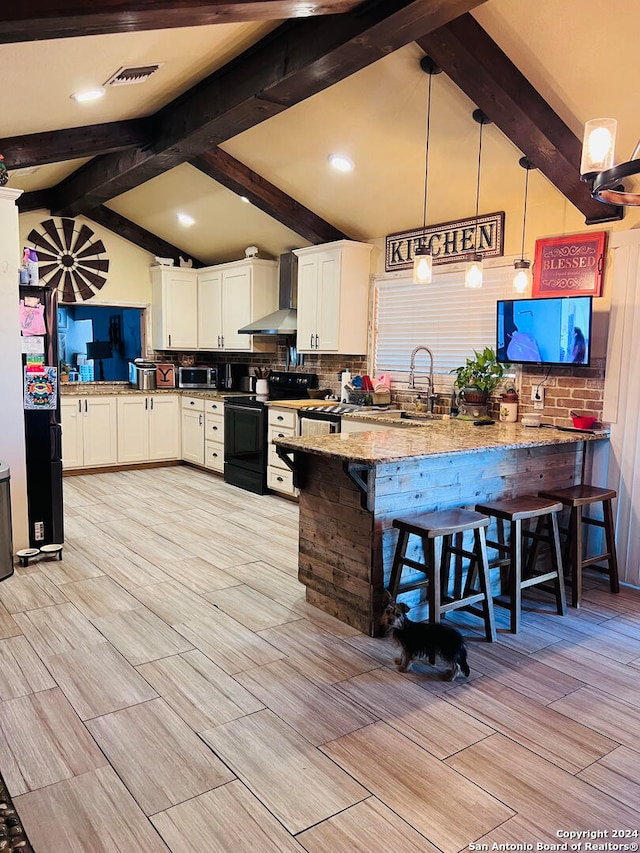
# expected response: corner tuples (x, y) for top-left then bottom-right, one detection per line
(219, 363), (250, 391)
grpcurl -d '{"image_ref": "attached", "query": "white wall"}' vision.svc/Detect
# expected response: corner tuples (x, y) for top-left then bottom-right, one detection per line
(0, 189), (29, 550)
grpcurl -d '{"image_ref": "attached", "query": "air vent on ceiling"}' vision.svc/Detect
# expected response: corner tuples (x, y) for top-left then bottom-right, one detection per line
(104, 64), (163, 87)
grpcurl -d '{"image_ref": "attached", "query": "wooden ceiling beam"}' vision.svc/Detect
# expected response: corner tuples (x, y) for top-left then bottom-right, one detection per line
(191, 148), (347, 244)
(49, 0), (486, 218)
(0, 119), (153, 170)
(0, 1), (363, 44)
(417, 14), (622, 225)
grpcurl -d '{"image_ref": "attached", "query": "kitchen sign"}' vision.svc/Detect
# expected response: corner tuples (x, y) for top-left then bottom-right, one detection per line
(385, 212), (505, 273)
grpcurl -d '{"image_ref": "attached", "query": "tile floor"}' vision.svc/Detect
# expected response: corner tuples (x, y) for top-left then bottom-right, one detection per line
(0, 466), (639, 852)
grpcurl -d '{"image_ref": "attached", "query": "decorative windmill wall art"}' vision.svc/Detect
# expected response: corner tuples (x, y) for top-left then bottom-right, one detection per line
(26, 218), (110, 302)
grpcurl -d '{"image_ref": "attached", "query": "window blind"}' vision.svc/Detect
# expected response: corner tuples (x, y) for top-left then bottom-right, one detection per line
(373, 264), (515, 388)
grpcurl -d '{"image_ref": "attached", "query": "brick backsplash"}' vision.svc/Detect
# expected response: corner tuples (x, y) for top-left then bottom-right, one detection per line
(152, 343), (605, 425)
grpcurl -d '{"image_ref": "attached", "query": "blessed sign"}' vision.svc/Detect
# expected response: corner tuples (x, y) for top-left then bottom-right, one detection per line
(532, 231), (606, 298)
(386, 212), (505, 273)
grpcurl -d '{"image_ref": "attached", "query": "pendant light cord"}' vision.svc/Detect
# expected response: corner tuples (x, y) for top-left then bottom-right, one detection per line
(520, 163), (530, 259)
(474, 119), (484, 251)
(421, 70), (433, 241)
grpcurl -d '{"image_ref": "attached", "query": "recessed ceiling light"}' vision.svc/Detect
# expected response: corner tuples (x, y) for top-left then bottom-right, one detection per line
(177, 212), (195, 227)
(240, 196), (250, 204)
(70, 87), (105, 103)
(328, 154), (354, 172)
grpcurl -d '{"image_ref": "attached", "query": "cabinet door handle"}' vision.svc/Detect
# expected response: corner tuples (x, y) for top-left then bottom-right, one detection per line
(190, 400), (195, 406)
(84, 399), (88, 413)
(277, 432), (285, 438)
(315, 333), (319, 349)
(78, 400), (82, 412)
(145, 397), (148, 410)
(221, 335), (224, 348)
(217, 336), (220, 347)
(151, 398), (154, 410)
(212, 452), (218, 458)
(310, 333), (314, 349)
(169, 334), (172, 346)
(277, 415), (284, 421)
(212, 425), (218, 431)
(277, 476), (284, 483)
(199, 414), (203, 426)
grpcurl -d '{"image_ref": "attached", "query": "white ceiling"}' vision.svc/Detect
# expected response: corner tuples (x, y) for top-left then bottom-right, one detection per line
(5, 0), (640, 264)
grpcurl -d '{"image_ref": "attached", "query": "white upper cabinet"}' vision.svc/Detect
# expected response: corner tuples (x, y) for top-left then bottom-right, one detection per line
(294, 241), (373, 354)
(152, 260), (278, 352)
(151, 267), (199, 350)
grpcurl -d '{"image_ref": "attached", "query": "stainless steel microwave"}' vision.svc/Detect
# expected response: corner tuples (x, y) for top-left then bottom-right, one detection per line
(177, 366), (218, 389)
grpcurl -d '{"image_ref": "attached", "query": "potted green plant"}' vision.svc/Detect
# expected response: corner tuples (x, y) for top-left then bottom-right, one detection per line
(60, 362), (71, 383)
(451, 346), (506, 404)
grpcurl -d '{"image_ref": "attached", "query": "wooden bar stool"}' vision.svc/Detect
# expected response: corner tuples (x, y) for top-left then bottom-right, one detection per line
(474, 495), (567, 634)
(538, 485), (619, 608)
(388, 508), (496, 642)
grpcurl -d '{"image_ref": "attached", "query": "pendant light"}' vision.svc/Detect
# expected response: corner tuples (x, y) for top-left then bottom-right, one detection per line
(464, 109), (490, 289)
(413, 56), (441, 284)
(513, 157), (535, 293)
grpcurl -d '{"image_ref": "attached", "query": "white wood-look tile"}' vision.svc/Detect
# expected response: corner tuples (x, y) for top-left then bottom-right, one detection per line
(87, 698), (234, 816)
(444, 676), (617, 772)
(522, 608), (640, 662)
(531, 641), (640, 707)
(335, 667), (493, 758)
(92, 607), (193, 665)
(0, 571), (67, 613)
(15, 766), (169, 853)
(297, 796), (441, 853)
(62, 576), (141, 619)
(446, 733), (640, 829)
(577, 746), (640, 810)
(156, 555), (239, 594)
(0, 600), (21, 639)
(205, 584), (301, 631)
(224, 560), (307, 610)
(602, 611), (640, 641)
(38, 548), (104, 585)
(259, 619), (380, 685)
(175, 613), (285, 674)
(322, 721), (513, 853)
(132, 580), (219, 624)
(97, 553), (172, 591)
(137, 649), (264, 732)
(0, 635), (56, 699)
(14, 603), (106, 659)
(202, 709), (368, 834)
(151, 780), (306, 852)
(549, 686), (640, 750)
(235, 659), (376, 745)
(0, 687), (106, 796)
(46, 641), (158, 720)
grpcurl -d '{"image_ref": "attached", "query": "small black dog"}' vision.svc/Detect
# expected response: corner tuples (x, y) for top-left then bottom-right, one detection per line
(380, 590), (470, 681)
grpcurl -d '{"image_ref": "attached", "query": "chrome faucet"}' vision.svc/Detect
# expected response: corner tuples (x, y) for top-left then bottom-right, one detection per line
(408, 345), (435, 411)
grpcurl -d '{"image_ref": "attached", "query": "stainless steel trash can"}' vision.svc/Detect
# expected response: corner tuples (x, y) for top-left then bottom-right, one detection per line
(0, 462), (14, 580)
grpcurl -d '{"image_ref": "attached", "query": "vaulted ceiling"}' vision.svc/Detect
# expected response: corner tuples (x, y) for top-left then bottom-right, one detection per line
(3, 0), (637, 265)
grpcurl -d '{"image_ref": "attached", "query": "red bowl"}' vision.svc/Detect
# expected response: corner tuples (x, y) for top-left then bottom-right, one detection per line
(572, 415), (597, 429)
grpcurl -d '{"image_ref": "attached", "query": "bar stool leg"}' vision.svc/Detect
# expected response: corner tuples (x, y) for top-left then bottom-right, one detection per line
(603, 499), (620, 593)
(426, 536), (440, 626)
(570, 506), (584, 608)
(474, 526), (497, 642)
(509, 519), (522, 634)
(388, 528), (409, 598)
(549, 511), (567, 616)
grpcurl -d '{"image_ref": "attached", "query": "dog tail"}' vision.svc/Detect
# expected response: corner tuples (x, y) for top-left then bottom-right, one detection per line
(458, 644), (470, 678)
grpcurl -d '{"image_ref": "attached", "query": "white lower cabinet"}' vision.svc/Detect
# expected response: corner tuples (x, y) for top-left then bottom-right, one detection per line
(117, 394), (180, 464)
(61, 396), (118, 470)
(181, 396), (226, 472)
(204, 411), (224, 473)
(267, 406), (298, 497)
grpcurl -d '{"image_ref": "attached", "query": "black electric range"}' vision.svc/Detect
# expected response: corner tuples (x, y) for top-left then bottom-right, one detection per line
(224, 372), (318, 494)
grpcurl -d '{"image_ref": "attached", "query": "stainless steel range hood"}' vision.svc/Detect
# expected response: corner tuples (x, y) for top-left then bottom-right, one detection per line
(238, 252), (297, 335)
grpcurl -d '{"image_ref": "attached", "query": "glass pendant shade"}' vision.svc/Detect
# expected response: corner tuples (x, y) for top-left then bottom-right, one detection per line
(413, 246), (432, 283)
(513, 259), (530, 293)
(464, 254), (483, 289)
(581, 118), (617, 175)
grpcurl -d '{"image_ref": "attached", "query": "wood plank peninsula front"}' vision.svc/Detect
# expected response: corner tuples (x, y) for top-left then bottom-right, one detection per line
(274, 419), (607, 635)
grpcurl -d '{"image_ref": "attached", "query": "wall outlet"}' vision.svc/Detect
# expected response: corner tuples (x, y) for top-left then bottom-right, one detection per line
(34, 521), (45, 541)
(532, 386), (545, 409)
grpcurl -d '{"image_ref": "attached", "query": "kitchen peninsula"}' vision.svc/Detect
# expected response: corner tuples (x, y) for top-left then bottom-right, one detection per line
(275, 419), (608, 635)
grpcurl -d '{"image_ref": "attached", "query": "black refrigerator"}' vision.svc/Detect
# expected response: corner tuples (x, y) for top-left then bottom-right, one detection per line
(19, 284), (64, 547)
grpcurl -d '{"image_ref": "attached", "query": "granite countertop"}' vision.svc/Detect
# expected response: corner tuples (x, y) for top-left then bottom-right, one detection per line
(274, 418), (608, 464)
(59, 382), (234, 401)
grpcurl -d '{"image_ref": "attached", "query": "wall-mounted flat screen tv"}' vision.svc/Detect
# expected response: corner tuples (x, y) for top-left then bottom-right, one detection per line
(496, 295), (593, 366)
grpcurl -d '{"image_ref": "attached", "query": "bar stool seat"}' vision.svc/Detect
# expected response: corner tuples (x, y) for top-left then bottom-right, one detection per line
(538, 485), (619, 608)
(388, 508), (496, 642)
(475, 495), (567, 634)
